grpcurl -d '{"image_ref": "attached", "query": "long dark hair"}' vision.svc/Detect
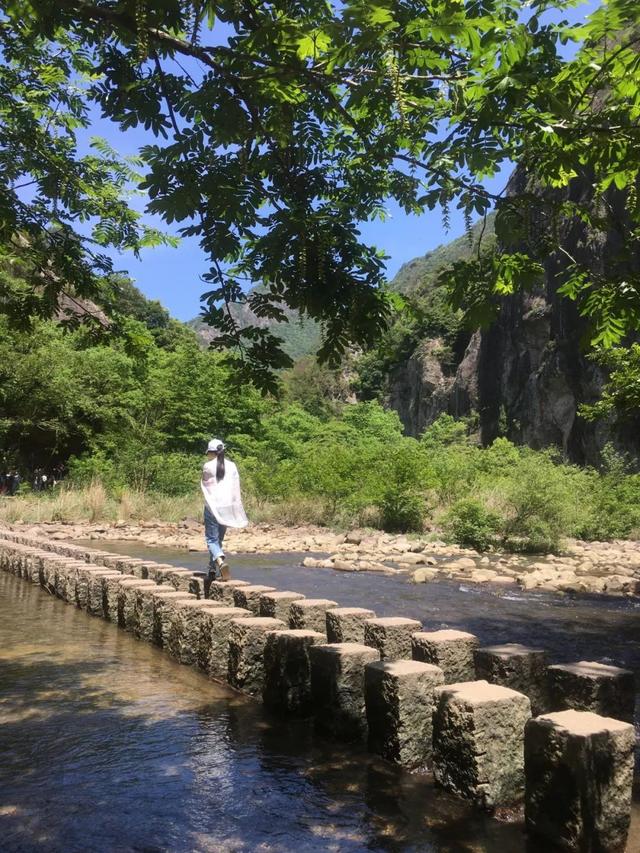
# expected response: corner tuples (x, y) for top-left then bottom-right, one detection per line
(216, 450), (225, 481)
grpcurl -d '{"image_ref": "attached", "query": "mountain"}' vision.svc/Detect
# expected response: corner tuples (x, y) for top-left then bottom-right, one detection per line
(187, 219), (496, 360)
(188, 304), (321, 362)
(383, 177), (640, 465)
(389, 214), (496, 294)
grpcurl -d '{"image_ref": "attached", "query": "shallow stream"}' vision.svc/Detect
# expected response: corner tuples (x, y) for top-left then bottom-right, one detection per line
(0, 542), (638, 852)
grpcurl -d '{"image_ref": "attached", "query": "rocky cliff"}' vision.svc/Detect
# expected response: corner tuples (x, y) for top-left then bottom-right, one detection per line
(385, 178), (640, 465)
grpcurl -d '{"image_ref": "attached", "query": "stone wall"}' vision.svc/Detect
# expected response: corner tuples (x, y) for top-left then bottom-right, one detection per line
(0, 529), (635, 850)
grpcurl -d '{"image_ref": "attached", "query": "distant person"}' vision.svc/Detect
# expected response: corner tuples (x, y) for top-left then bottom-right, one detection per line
(9, 471), (21, 496)
(201, 439), (248, 581)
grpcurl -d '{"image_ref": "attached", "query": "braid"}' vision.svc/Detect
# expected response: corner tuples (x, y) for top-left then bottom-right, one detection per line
(216, 450), (226, 481)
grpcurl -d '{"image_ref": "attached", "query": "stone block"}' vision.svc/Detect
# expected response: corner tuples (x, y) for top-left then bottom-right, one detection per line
(412, 629), (478, 683)
(260, 590), (306, 622)
(118, 558), (146, 576)
(365, 660), (445, 769)
(105, 574), (130, 624)
(202, 606), (252, 680)
(137, 587), (183, 643)
(41, 557), (63, 594)
(120, 580), (157, 633)
(140, 588), (196, 645)
(209, 578), (250, 605)
(74, 566), (102, 610)
(145, 563), (175, 583)
(156, 590), (199, 648)
(364, 617), (422, 660)
(547, 661), (635, 723)
(233, 584), (276, 615)
(289, 598), (339, 633)
(263, 629), (326, 715)
(86, 570), (121, 617)
(474, 643), (550, 715)
(309, 643), (380, 740)
(433, 680), (531, 808)
(166, 568), (200, 595)
(97, 554), (121, 571)
(228, 617), (286, 694)
(127, 560), (151, 579)
(163, 599), (225, 664)
(326, 608), (377, 644)
(53, 561), (75, 599)
(525, 710), (635, 852)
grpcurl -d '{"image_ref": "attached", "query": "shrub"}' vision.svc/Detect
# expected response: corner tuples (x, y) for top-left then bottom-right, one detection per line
(500, 452), (584, 553)
(144, 453), (200, 496)
(67, 452), (121, 489)
(444, 498), (500, 551)
(379, 487), (425, 533)
(577, 472), (640, 540)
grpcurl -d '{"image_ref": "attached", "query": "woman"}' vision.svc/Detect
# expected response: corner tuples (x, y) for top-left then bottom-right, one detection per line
(201, 439), (248, 580)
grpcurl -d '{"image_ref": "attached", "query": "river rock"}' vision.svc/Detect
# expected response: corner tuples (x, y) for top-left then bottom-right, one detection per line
(397, 553), (427, 566)
(332, 559), (360, 572)
(412, 568), (437, 583)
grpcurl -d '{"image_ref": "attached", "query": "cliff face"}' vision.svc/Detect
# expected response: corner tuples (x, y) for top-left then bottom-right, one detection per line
(386, 178), (640, 465)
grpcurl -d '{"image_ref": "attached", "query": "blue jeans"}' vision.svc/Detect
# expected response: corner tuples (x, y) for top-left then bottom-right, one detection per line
(204, 505), (227, 563)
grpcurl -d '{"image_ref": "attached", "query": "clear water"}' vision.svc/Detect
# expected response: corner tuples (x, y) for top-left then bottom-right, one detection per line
(0, 543), (638, 852)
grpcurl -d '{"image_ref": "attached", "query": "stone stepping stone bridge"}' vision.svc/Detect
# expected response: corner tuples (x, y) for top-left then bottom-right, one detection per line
(0, 528), (636, 853)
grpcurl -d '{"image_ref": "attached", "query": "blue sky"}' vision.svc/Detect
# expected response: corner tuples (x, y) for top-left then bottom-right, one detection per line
(85, 0), (598, 322)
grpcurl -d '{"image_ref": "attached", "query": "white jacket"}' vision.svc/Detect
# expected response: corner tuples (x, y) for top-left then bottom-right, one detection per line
(201, 458), (248, 528)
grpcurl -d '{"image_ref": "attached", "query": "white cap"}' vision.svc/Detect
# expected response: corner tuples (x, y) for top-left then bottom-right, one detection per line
(207, 438), (225, 453)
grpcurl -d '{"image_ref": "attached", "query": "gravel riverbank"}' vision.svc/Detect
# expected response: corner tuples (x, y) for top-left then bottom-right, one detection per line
(6, 519), (640, 598)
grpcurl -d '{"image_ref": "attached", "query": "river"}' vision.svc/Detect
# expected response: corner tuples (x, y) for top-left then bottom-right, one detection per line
(0, 543), (638, 852)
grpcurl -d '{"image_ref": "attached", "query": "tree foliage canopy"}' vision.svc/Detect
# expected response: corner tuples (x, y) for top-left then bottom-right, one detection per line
(2, 0), (640, 386)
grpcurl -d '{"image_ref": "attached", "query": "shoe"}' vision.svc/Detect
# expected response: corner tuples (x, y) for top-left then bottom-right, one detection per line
(215, 555), (230, 581)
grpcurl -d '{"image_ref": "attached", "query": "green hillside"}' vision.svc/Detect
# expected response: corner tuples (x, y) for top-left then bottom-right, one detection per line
(188, 312), (321, 362)
(188, 216), (495, 361)
(389, 213), (496, 294)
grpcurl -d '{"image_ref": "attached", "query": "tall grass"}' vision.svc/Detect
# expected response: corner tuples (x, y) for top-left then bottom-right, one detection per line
(0, 482), (202, 525)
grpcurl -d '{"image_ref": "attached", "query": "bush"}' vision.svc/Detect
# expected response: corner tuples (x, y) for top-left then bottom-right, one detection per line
(577, 472), (640, 540)
(144, 453), (200, 496)
(67, 452), (123, 490)
(500, 452), (583, 553)
(379, 487), (425, 533)
(444, 498), (500, 551)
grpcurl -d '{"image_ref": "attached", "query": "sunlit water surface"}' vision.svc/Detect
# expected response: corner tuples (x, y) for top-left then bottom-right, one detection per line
(0, 542), (638, 852)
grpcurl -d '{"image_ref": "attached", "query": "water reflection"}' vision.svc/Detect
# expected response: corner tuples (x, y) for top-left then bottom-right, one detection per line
(1, 553), (638, 852)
